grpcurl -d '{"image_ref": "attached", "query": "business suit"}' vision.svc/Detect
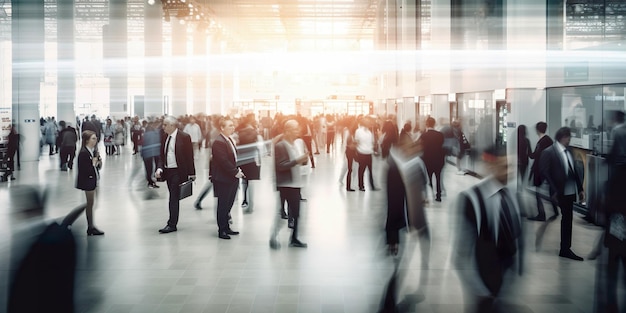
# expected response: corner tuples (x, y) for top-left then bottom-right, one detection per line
(528, 135), (558, 220)
(210, 133), (240, 236)
(76, 147), (99, 191)
(157, 129), (195, 229)
(604, 122), (626, 311)
(539, 144), (583, 253)
(418, 129), (445, 201)
(455, 179), (523, 312)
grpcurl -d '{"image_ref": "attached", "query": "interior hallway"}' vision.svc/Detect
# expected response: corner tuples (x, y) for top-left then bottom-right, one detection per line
(0, 141), (613, 313)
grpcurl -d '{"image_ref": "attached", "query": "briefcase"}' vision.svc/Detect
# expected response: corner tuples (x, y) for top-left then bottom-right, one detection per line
(179, 180), (193, 200)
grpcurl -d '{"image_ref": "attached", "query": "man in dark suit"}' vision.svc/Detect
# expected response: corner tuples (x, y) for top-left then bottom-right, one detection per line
(539, 127), (585, 261)
(455, 145), (524, 313)
(603, 110), (626, 312)
(210, 117), (244, 240)
(418, 117), (445, 202)
(155, 116), (195, 234)
(528, 122), (559, 221)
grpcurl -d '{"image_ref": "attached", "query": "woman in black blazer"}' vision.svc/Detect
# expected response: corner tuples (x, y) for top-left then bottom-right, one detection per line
(76, 130), (104, 236)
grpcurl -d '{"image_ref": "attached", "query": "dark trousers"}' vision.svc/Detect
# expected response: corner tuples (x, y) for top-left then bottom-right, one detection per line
(535, 186), (558, 218)
(143, 156), (158, 184)
(558, 194), (576, 250)
(302, 135), (315, 167)
(59, 146), (76, 169)
(426, 165), (443, 199)
(357, 152), (375, 189)
(278, 187), (302, 241)
(164, 168), (182, 227)
(607, 245), (626, 311)
(345, 149), (356, 188)
(215, 180), (239, 232)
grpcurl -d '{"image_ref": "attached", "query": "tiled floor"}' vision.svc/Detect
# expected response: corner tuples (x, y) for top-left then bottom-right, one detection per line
(0, 142), (620, 312)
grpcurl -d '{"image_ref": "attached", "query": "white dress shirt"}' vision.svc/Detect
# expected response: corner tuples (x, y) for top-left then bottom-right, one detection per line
(165, 129), (178, 168)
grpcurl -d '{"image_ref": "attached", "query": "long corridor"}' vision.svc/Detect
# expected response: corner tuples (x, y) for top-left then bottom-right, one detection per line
(0, 143), (611, 313)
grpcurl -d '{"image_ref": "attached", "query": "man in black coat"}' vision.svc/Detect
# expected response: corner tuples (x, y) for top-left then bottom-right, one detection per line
(155, 116), (195, 234)
(418, 117), (445, 202)
(528, 122), (559, 221)
(210, 117), (245, 240)
(539, 127), (585, 261)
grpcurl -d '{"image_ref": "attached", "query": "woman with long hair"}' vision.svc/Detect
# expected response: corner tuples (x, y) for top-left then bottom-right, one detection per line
(76, 130), (104, 236)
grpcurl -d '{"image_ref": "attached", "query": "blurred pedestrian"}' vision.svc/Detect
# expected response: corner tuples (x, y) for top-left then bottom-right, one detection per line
(270, 119), (309, 249)
(455, 145), (524, 313)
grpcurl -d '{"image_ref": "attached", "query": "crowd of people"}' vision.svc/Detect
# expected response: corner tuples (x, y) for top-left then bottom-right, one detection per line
(5, 110), (626, 312)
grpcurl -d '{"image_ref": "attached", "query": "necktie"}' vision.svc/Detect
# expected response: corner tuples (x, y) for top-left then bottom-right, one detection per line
(564, 149), (575, 178)
(165, 135), (172, 167)
(497, 189), (519, 257)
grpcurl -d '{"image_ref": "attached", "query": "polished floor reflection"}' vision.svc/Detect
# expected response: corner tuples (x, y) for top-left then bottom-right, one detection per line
(0, 143), (614, 313)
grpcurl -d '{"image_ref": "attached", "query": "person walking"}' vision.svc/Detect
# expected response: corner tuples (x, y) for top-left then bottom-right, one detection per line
(58, 121), (78, 171)
(355, 117), (379, 191)
(418, 117), (445, 202)
(270, 119), (309, 249)
(455, 145), (524, 313)
(141, 121), (160, 189)
(75, 130), (104, 236)
(527, 122), (559, 221)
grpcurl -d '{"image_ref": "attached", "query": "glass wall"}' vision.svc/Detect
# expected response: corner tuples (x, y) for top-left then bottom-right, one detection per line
(546, 84), (626, 155)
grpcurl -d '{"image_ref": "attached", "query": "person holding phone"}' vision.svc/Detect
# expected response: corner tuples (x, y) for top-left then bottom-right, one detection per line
(76, 130), (104, 236)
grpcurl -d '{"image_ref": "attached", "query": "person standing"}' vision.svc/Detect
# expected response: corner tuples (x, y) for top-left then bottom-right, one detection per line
(103, 119), (115, 155)
(539, 127), (585, 261)
(270, 119), (309, 249)
(355, 117), (378, 191)
(75, 130), (104, 236)
(418, 117), (445, 202)
(527, 122), (558, 221)
(455, 145), (524, 313)
(210, 117), (244, 239)
(155, 116), (195, 234)
(517, 125), (532, 192)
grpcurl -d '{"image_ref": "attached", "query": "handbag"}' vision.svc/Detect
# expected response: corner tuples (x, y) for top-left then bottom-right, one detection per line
(179, 180), (193, 200)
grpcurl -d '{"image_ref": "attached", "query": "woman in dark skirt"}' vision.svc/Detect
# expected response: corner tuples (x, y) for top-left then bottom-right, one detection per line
(76, 130), (104, 236)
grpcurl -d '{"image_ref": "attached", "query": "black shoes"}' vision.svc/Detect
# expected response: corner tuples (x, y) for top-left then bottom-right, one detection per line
(159, 225), (177, 234)
(559, 249), (584, 261)
(289, 239), (308, 248)
(218, 232), (231, 240)
(359, 188), (365, 191)
(226, 229), (240, 235)
(194, 202), (203, 210)
(87, 227), (104, 236)
(148, 182), (159, 189)
(346, 188), (355, 192)
(242, 201), (248, 207)
(528, 215), (546, 221)
(435, 198), (442, 202)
